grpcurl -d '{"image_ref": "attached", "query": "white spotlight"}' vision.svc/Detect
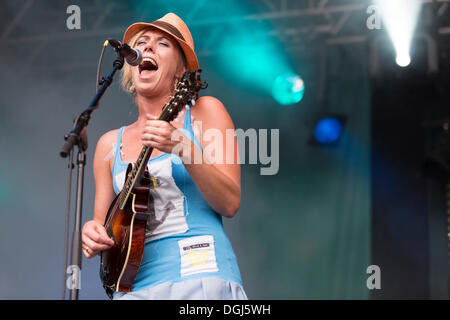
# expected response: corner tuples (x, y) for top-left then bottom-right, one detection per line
(396, 53), (411, 68)
(376, 0), (422, 67)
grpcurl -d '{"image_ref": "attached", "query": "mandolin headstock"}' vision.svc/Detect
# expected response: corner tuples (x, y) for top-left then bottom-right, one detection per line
(159, 69), (204, 123)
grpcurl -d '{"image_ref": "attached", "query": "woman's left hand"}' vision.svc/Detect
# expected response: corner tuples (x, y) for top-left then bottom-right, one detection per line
(141, 114), (188, 155)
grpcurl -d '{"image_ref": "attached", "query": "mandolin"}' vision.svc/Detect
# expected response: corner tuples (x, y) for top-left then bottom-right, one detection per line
(100, 70), (203, 299)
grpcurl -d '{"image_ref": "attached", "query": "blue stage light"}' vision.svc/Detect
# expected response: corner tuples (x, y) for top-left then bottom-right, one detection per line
(314, 117), (344, 145)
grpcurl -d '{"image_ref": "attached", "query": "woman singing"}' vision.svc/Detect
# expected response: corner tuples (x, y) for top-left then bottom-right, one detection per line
(81, 13), (247, 300)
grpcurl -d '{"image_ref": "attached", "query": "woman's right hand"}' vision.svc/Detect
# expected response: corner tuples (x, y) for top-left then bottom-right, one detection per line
(81, 220), (115, 259)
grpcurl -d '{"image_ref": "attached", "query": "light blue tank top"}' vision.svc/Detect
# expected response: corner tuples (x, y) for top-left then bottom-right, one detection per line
(111, 105), (243, 291)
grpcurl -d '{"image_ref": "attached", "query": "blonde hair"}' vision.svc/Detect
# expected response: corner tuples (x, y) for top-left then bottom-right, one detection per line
(120, 27), (187, 95)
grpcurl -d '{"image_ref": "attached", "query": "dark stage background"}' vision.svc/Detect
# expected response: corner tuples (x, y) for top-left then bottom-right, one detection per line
(0, 0), (448, 300)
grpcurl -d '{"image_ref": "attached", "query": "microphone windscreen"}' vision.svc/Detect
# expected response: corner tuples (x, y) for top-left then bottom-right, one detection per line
(126, 48), (142, 66)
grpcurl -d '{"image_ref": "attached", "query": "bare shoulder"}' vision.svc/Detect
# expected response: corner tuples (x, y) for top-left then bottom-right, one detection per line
(191, 96), (234, 127)
(193, 95), (227, 113)
(94, 129), (119, 158)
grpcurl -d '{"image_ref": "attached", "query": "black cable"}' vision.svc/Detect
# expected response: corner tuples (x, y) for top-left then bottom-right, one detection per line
(96, 40), (109, 93)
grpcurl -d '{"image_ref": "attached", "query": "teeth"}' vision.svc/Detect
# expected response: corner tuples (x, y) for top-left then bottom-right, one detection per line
(141, 58), (157, 66)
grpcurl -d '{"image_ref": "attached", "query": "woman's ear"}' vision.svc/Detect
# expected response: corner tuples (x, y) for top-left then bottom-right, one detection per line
(176, 65), (187, 79)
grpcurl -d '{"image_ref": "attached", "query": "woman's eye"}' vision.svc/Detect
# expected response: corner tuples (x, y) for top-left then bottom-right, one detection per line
(159, 42), (169, 47)
(136, 40), (146, 46)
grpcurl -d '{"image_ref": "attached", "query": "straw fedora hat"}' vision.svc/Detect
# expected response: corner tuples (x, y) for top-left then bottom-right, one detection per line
(123, 13), (199, 72)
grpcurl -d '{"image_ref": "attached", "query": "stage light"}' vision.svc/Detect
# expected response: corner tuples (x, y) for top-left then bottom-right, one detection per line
(396, 53), (411, 68)
(272, 73), (305, 106)
(313, 116), (345, 145)
(213, 6), (296, 99)
(217, 31), (294, 97)
(376, 0), (422, 67)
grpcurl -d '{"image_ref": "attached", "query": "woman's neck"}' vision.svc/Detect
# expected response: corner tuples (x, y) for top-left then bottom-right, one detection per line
(133, 93), (171, 128)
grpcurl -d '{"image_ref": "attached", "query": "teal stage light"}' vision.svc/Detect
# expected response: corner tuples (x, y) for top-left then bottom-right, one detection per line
(272, 73), (305, 106)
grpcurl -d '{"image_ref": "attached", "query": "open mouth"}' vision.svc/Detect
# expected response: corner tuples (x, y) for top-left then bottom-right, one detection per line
(139, 58), (158, 74)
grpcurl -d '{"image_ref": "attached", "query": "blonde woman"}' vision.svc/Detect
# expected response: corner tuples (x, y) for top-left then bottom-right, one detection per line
(81, 13), (247, 300)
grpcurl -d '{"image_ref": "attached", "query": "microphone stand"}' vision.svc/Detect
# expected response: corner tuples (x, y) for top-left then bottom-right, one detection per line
(60, 53), (124, 300)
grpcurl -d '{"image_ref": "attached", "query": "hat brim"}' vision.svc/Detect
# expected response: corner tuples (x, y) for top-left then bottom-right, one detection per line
(123, 22), (199, 72)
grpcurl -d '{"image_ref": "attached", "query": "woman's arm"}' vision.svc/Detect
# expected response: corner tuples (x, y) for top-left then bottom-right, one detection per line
(183, 96), (241, 217)
(141, 96), (241, 218)
(81, 131), (116, 258)
(92, 131), (117, 224)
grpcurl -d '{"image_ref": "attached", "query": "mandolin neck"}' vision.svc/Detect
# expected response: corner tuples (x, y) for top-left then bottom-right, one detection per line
(113, 69), (202, 211)
(103, 70), (203, 235)
(117, 100), (177, 209)
(118, 144), (153, 210)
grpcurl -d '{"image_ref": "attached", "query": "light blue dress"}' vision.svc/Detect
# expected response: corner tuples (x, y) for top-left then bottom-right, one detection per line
(110, 105), (247, 300)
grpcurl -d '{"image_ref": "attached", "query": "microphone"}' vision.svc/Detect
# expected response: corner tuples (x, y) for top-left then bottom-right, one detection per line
(107, 38), (142, 66)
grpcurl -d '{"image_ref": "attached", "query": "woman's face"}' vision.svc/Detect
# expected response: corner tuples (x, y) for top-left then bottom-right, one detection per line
(131, 27), (186, 97)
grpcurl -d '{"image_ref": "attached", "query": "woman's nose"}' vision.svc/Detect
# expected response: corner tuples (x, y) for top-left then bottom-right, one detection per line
(143, 41), (155, 53)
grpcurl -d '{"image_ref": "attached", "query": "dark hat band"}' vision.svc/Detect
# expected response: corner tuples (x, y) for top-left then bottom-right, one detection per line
(149, 20), (185, 42)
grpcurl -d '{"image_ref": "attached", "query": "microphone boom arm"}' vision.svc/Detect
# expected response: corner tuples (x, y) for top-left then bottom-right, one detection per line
(60, 54), (124, 157)
(59, 43), (125, 301)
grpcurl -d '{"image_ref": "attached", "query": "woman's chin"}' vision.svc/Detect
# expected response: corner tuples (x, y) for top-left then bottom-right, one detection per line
(134, 76), (158, 94)
(134, 83), (164, 97)
(133, 72), (172, 98)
